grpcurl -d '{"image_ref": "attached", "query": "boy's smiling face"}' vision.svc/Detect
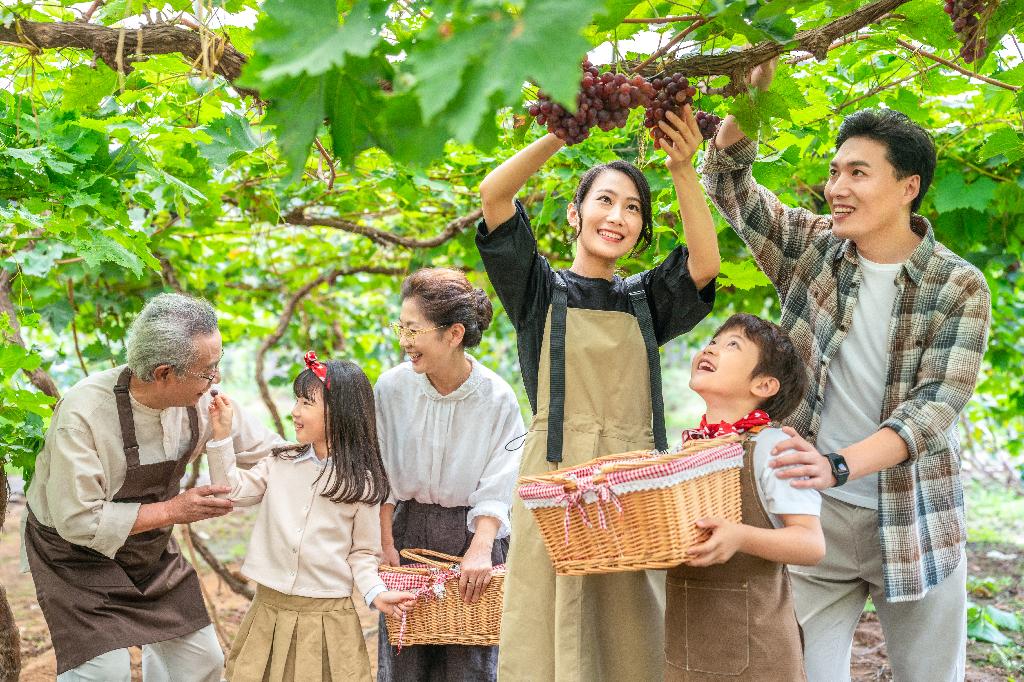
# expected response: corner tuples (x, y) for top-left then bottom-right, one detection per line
(689, 327), (779, 412)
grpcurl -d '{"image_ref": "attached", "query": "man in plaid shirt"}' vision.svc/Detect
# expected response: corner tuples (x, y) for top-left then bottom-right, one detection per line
(701, 59), (991, 681)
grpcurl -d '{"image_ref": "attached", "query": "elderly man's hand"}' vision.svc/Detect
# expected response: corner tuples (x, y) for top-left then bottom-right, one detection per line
(165, 485), (233, 524)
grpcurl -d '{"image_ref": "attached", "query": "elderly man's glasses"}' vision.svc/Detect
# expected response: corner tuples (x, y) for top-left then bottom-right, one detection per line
(181, 367), (220, 385)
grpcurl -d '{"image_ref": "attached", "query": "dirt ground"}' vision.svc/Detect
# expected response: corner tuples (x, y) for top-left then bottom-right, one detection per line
(3, 500), (1020, 680)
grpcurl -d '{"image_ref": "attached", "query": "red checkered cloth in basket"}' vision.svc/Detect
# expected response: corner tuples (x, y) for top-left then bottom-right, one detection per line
(380, 563), (506, 592)
(379, 563), (507, 652)
(518, 440), (744, 502)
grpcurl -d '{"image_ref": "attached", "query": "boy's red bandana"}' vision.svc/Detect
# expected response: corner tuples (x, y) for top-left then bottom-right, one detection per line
(303, 350), (330, 389)
(681, 409), (770, 442)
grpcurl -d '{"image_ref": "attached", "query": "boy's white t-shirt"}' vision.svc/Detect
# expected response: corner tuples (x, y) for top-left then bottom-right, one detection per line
(751, 428), (822, 527)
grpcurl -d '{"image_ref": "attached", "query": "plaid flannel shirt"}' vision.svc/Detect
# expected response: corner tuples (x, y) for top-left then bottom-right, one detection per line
(702, 136), (991, 602)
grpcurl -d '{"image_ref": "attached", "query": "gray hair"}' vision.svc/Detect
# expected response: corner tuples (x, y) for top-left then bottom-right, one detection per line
(126, 293), (219, 381)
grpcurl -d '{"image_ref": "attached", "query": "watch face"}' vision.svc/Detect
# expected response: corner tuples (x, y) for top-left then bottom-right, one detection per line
(837, 462), (849, 473)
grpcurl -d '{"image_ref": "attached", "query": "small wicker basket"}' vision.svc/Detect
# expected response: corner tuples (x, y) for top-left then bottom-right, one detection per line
(517, 434), (745, 575)
(378, 549), (505, 648)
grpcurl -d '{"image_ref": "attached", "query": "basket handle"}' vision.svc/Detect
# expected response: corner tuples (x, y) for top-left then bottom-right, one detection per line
(398, 548), (462, 569)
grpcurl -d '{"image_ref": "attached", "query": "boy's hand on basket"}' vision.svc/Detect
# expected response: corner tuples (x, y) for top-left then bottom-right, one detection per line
(374, 591), (416, 618)
(459, 544), (494, 604)
(684, 518), (744, 567)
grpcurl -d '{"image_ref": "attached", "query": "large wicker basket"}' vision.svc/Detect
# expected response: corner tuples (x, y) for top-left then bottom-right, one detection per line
(378, 549), (505, 648)
(517, 434), (745, 575)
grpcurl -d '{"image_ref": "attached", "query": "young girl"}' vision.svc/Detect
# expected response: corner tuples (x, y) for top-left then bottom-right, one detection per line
(476, 106), (721, 680)
(375, 268), (525, 681)
(206, 353), (415, 682)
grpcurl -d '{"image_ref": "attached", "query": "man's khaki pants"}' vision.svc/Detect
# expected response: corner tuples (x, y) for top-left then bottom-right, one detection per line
(790, 494), (966, 682)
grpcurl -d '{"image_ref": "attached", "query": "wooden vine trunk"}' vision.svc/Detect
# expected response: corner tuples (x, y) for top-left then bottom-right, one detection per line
(0, 469), (22, 682)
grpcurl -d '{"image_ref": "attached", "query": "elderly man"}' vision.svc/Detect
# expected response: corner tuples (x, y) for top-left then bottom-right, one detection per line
(22, 293), (285, 681)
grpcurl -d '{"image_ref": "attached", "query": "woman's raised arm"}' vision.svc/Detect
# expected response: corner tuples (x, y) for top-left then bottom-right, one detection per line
(478, 133), (564, 231)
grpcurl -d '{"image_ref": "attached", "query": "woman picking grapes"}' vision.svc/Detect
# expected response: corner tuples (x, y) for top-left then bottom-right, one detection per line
(476, 99), (721, 679)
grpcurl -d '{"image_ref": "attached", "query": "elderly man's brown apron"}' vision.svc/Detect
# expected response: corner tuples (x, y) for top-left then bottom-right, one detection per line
(664, 440), (806, 681)
(24, 367), (210, 674)
(499, 274), (667, 682)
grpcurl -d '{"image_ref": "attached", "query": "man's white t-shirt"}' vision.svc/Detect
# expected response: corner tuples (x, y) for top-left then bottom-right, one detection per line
(817, 254), (903, 509)
(751, 428), (822, 526)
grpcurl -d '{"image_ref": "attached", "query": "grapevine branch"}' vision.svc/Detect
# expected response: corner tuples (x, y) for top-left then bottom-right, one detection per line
(0, 19), (254, 96)
(895, 39), (1021, 91)
(622, 15), (703, 25)
(284, 192), (545, 249)
(634, 0), (913, 82)
(184, 526), (254, 598)
(256, 266), (405, 435)
(836, 63), (940, 110)
(0, 271), (61, 400)
(284, 207), (484, 249)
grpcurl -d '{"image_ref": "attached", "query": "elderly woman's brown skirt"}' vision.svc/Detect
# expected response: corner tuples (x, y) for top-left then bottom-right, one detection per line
(226, 584), (372, 682)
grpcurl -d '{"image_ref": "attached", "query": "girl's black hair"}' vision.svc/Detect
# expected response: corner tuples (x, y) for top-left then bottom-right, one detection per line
(275, 361), (389, 505)
(572, 160), (654, 255)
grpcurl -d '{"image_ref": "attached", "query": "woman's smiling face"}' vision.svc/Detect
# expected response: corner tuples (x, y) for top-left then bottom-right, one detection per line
(397, 296), (452, 374)
(567, 168), (644, 265)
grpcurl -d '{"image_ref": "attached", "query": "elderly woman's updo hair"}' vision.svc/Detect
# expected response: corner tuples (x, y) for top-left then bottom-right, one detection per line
(400, 268), (493, 348)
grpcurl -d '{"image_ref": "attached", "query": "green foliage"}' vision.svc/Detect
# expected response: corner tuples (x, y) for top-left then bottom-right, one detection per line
(968, 600), (1022, 645)
(0, 0), (1022, 491)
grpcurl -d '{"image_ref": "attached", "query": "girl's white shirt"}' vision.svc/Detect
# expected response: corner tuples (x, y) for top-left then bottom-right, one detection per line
(207, 441), (387, 605)
(374, 355), (526, 539)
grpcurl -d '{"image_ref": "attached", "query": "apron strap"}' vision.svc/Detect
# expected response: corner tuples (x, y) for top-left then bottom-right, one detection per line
(112, 367), (141, 468)
(545, 272), (569, 463)
(624, 274), (668, 452)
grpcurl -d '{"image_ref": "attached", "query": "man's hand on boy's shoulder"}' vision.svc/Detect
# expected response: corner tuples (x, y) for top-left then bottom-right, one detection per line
(683, 518), (744, 567)
(768, 426), (836, 490)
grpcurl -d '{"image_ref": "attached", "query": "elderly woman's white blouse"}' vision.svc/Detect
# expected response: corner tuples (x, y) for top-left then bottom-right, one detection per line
(374, 356), (526, 539)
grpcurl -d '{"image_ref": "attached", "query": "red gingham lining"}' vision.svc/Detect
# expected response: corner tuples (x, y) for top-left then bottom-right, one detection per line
(379, 563), (506, 591)
(518, 441), (743, 502)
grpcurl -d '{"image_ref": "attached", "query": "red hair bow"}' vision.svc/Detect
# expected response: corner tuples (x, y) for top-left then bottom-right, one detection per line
(304, 350), (330, 389)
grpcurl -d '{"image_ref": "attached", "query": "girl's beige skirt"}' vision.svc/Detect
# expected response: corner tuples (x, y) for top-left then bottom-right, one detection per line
(226, 584), (372, 682)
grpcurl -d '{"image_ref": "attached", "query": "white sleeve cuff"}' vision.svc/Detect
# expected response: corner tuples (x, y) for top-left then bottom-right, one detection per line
(205, 435), (233, 450)
(91, 501), (142, 558)
(466, 501), (511, 540)
(364, 582), (388, 609)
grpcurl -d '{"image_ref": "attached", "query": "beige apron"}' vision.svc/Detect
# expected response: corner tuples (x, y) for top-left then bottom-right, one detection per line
(664, 440), (806, 680)
(498, 307), (666, 681)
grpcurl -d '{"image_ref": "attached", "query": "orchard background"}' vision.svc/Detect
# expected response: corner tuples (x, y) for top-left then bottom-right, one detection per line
(1, 0), (1023, 678)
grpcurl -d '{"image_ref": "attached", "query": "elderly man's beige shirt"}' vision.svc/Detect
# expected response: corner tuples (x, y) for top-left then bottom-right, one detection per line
(23, 365), (285, 566)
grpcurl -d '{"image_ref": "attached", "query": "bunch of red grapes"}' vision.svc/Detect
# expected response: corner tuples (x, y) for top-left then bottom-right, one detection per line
(943, 0), (996, 63)
(528, 60), (656, 144)
(643, 73), (697, 144)
(527, 61), (721, 146)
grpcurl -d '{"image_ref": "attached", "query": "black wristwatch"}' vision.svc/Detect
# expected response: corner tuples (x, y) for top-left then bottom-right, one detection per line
(822, 452), (850, 487)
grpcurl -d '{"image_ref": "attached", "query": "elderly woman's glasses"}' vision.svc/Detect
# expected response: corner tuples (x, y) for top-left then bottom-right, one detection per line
(389, 322), (449, 342)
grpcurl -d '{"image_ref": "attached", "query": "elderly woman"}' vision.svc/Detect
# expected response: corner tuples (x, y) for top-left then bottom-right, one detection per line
(21, 292), (284, 681)
(375, 268), (525, 682)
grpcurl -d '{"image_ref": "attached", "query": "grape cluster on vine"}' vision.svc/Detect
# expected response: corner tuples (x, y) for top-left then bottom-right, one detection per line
(943, 0), (995, 63)
(643, 74), (697, 144)
(526, 61), (722, 147)
(695, 111), (722, 141)
(527, 60), (655, 145)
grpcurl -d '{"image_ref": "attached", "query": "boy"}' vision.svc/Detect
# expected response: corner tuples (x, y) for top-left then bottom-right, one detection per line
(665, 313), (824, 680)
